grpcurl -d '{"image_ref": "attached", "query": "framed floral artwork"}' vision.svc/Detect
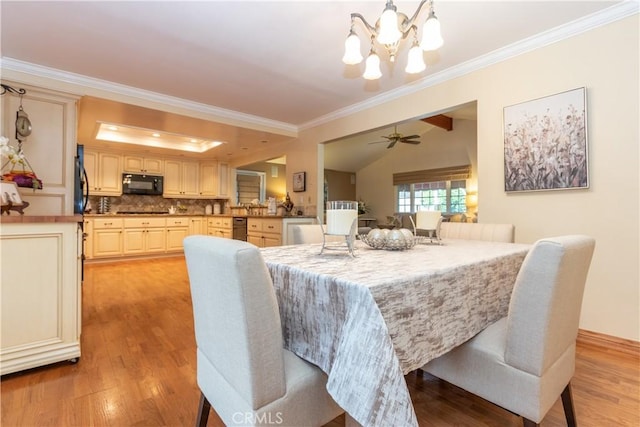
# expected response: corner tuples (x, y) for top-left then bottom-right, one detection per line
(503, 87), (588, 192)
(293, 171), (306, 192)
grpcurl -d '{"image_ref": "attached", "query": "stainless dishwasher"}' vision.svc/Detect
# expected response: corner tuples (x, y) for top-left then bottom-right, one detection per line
(232, 217), (248, 241)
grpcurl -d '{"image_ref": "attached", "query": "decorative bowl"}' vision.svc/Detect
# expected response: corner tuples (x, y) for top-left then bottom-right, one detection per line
(359, 228), (416, 251)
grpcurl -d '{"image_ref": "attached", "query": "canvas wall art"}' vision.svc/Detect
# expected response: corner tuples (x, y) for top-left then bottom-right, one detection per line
(503, 87), (588, 192)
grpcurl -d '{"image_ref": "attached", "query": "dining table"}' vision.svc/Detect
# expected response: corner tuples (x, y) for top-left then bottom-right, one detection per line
(260, 238), (531, 427)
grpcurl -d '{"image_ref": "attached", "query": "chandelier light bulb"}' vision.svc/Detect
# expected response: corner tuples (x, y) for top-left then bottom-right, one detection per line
(420, 10), (443, 51)
(405, 42), (426, 74)
(363, 51), (382, 80)
(342, 30), (364, 64)
(377, 3), (402, 45)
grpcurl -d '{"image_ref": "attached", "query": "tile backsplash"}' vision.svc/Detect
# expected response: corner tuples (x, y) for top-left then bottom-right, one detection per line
(87, 194), (229, 215)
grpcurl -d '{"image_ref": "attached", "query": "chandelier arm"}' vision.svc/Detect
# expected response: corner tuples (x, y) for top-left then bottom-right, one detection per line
(404, 0), (430, 28)
(350, 13), (377, 35)
(0, 83), (27, 96)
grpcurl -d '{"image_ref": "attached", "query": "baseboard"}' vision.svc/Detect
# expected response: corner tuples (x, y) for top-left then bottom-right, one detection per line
(577, 329), (640, 357)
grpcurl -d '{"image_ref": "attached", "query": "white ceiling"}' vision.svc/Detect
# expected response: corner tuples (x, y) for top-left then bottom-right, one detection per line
(0, 1), (630, 170)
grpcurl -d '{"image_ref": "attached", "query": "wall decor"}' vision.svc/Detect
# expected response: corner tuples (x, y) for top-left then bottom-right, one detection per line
(293, 171), (306, 192)
(503, 87), (588, 192)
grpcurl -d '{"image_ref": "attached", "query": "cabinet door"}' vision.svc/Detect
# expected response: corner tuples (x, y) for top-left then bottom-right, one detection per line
(143, 158), (163, 175)
(123, 229), (145, 254)
(166, 227), (189, 251)
(84, 151), (99, 192)
(262, 234), (282, 247)
(83, 219), (93, 259)
(182, 161), (200, 197)
(189, 217), (204, 235)
(97, 153), (122, 195)
(247, 234), (264, 248)
(218, 162), (230, 197)
(123, 156), (144, 173)
(93, 229), (122, 257)
(199, 163), (218, 196)
(163, 160), (182, 196)
(146, 228), (167, 252)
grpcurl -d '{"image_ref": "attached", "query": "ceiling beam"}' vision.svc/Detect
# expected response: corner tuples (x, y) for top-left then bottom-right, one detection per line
(421, 114), (453, 131)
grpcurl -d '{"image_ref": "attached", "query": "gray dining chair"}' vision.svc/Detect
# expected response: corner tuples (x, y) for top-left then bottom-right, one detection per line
(421, 235), (595, 427)
(184, 236), (343, 427)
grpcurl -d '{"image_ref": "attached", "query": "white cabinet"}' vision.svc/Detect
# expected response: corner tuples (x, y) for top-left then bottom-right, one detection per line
(217, 162), (230, 198)
(123, 155), (163, 175)
(123, 217), (166, 254)
(207, 216), (232, 239)
(92, 217), (123, 257)
(1, 221), (81, 375)
(85, 151), (122, 196)
(199, 161), (230, 198)
(164, 160), (199, 197)
(247, 218), (282, 247)
(189, 216), (205, 235)
(83, 218), (93, 260)
(166, 217), (190, 251)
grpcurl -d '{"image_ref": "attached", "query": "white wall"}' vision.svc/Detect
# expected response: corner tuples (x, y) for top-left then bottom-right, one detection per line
(302, 16), (639, 341)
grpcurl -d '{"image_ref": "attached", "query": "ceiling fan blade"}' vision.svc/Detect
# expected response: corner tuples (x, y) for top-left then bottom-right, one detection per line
(400, 134), (420, 140)
(387, 140), (397, 149)
(368, 140), (387, 145)
(401, 140), (421, 144)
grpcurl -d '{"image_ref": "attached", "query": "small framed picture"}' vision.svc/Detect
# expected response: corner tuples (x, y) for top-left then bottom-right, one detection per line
(293, 171), (306, 192)
(1, 181), (23, 206)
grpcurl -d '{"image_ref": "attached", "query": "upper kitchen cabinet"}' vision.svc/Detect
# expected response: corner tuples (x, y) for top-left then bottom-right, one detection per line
(199, 161), (230, 198)
(123, 155), (163, 175)
(164, 159), (199, 198)
(0, 82), (78, 215)
(84, 150), (122, 196)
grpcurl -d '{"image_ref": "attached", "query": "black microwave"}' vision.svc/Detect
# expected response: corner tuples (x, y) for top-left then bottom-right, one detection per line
(122, 173), (163, 195)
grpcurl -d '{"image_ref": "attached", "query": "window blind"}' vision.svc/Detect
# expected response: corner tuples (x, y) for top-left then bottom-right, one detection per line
(393, 164), (471, 186)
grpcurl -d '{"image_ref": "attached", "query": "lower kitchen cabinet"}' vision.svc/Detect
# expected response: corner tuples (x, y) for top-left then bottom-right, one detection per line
(247, 218), (282, 248)
(207, 216), (232, 239)
(0, 221), (82, 375)
(166, 217), (190, 251)
(123, 217), (166, 254)
(92, 218), (123, 257)
(189, 216), (205, 235)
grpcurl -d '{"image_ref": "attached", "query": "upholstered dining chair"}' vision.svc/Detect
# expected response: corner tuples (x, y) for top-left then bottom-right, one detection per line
(439, 222), (515, 243)
(421, 235), (595, 427)
(415, 211), (443, 243)
(290, 224), (344, 245)
(183, 236), (343, 427)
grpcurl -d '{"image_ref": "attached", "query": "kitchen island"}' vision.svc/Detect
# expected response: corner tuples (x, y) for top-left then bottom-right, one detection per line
(0, 215), (83, 374)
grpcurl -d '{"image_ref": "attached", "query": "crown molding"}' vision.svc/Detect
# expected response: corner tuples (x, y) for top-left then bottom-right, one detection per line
(300, 1), (639, 130)
(0, 57), (298, 137)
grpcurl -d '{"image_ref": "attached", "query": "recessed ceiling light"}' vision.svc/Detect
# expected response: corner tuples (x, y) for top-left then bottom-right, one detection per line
(95, 121), (226, 153)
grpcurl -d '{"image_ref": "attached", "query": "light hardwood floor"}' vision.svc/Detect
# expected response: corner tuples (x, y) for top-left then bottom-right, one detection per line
(2, 257), (638, 426)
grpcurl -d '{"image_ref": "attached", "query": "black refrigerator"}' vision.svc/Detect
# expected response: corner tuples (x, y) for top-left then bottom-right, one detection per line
(74, 144), (89, 280)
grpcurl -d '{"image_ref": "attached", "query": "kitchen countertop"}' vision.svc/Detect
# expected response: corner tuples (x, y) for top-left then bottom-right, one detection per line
(0, 214), (83, 224)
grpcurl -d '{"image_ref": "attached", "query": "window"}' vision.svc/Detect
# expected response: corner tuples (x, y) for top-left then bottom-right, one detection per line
(393, 164), (471, 214)
(397, 180), (467, 214)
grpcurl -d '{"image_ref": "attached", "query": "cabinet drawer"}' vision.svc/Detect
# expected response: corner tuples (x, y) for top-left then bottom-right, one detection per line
(124, 217), (166, 228)
(92, 218), (123, 229)
(207, 217), (232, 229)
(262, 219), (282, 234)
(167, 217), (189, 227)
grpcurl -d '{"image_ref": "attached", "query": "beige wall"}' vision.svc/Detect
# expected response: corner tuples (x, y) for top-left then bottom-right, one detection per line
(300, 16), (639, 341)
(325, 169), (356, 202)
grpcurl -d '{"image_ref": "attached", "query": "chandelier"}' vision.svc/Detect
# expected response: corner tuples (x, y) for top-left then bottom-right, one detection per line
(342, 0), (443, 80)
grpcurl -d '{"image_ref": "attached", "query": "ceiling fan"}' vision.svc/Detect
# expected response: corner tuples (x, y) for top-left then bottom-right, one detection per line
(368, 125), (421, 149)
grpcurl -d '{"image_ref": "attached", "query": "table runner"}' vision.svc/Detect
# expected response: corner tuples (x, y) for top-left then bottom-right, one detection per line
(261, 239), (530, 427)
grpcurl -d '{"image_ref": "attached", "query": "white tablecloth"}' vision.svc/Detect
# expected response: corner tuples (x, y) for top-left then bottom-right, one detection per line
(261, 239), (530, 427)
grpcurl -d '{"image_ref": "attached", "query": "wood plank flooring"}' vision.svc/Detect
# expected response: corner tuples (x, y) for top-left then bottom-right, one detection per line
(2, 257), (639, 426)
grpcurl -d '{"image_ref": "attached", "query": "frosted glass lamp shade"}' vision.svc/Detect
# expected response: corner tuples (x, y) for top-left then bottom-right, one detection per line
(420, 12), (443, 51)
(363, 52), (382, 80)
(405, 44), (426, 74)
(342, 31), (363, 64)
(377, 7), (402, 45)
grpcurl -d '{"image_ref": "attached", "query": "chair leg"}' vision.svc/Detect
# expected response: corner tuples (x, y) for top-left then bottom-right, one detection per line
(196, 392), (211, 427)
(561, 383), (577, 427)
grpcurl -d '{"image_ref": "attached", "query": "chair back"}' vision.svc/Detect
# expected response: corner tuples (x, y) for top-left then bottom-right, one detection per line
(291, 224), (324, 244)
(505, 235), (595, 376)
(416, 211), (442, 230)
(440, 222), (515, 243)
(184, 236), (286, 409)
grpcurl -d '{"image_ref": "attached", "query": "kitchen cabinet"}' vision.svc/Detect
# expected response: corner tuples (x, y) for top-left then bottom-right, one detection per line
(166, 217), (189, 251)
(1, 222), (81, 375)
(199, 161), (230, 197)
(217, 162), (230, 197)
(164, 160), (199, 197)
(247, 218), (282, 247)
(123, 155), (163, 175)
(123, 217), (166, 255)
(189, 217), (205, 235)
(85, 150), (122, 196)
(207, 216), (232, 239)
(92, 217), (123, 257)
